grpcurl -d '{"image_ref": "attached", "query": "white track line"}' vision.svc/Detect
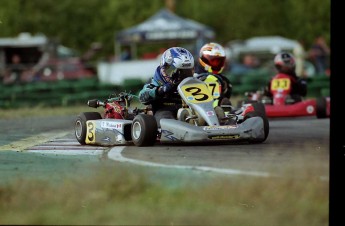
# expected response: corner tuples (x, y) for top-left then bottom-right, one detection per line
(26, 137), (107, 155)
(28, 149), (104, 156)
(22, 137), (328, 181)
(108, 147), (271, 177)
(23, 135), (270, 177)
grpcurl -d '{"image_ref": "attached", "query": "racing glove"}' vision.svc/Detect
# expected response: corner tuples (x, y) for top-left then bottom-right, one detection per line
(157, 83), (174, 95)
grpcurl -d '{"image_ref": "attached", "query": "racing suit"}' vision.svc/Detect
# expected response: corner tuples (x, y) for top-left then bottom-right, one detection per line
(264, 72), (307, 101)
(139, 66), (182, 127)
(194, 63), (233, 104)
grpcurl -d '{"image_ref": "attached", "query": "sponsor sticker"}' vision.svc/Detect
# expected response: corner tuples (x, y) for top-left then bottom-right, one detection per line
(209, 134), (240, 140)
(204, 125), (237, 130)
(206, 111), (215, 116)
(306, 105), (315, 114)
(101, 121), (122, 129)
(102, 137), (111, 142)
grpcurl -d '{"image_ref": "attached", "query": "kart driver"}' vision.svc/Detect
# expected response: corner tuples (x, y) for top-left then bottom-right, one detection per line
(138, 47), (195, 127)
(194, 42), (233, 107)
(264, 51), (307, 101)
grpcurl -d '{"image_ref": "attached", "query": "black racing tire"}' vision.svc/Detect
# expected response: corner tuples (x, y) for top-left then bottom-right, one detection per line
(131, 114), (158, 147)
(316, 97), (327, 119)
(75, 112), (102, 145)
(252, 102), (266, 117)
(244, 102), (269, 143)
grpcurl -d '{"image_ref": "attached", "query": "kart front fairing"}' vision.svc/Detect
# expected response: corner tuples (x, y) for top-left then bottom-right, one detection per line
(264, 99), (317, 117)
(85, 119), (133, 146)
(158, 76), (267, 143)
(159, 116), (265, 143)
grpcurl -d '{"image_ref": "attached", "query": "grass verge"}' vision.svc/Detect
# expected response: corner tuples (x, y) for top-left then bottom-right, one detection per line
(0, 161), (328, 225)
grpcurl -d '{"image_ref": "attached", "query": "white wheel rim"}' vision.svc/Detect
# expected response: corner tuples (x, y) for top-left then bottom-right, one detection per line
(132, 121), (142, 140)
(75, 121), (82, 138)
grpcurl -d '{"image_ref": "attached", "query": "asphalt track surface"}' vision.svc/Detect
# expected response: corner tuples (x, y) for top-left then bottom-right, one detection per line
(0, 115), (330, 181)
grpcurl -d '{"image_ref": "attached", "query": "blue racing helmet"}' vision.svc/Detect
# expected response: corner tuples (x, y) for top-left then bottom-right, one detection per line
(157, 47), (195, 85)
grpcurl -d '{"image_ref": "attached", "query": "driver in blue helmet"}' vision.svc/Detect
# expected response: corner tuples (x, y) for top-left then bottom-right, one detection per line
(138, 47), (195, 127)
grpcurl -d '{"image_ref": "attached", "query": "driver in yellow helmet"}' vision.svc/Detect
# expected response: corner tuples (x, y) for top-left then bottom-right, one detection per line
(194, 42), (233, 108)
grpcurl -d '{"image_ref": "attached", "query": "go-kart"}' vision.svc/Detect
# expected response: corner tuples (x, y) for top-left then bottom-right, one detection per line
(238, 73), (330, 118)
(74, 77), (269, 147)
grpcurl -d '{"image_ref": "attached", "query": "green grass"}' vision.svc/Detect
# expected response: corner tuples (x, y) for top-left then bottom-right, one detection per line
(0, 162), (328, 225)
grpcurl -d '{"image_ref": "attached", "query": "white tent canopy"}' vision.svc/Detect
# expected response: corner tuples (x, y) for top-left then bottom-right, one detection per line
(115, 8), (215, 59)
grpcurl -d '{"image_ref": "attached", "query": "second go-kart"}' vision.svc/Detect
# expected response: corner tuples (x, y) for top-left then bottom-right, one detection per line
(239, 73), (330, 119)
(74, 77), (269, 147)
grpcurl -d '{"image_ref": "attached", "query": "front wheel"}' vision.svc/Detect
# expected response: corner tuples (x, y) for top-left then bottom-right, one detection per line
(75, 112), (102, 145)
(131, 114), (158, 147)
(244, 102), (269, 143)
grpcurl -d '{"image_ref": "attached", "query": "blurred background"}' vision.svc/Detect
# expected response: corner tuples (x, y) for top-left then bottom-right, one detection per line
(0, 0), (330, 108)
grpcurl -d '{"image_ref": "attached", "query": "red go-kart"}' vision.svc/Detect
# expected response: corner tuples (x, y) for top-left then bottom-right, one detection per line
(239, 73), (330, 118)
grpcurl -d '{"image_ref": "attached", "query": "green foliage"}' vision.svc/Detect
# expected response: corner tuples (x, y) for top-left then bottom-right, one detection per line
(0, 0), (330, 58)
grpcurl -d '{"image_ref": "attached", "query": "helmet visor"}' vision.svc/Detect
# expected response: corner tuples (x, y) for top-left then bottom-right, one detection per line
(161, 65), (177, 84)
(164, 65), (177, 77)
(172, 68), (194, 84)
(203, 55), (226, 71)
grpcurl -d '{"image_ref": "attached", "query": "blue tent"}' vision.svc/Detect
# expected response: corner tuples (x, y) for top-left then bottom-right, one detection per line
(115, 8), (215, 59)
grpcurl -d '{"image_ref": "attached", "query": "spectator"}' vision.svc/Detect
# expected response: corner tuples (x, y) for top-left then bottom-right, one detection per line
(308, 36), (330, 75)
(243, 54), (259, 68)
(121, 46), (132, 61)
(8, 54), (25, 84)
(230, 54), (259, 75)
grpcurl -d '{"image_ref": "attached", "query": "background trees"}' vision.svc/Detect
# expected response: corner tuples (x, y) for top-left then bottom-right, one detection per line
(0, 0), (330, 59)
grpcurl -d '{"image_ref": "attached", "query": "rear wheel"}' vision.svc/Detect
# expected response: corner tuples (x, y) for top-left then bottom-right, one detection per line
(75, 112), (102, 145)
(316, 97), (327, 119)
(131, 114), (158, 146)
(244, 102), (269, 143)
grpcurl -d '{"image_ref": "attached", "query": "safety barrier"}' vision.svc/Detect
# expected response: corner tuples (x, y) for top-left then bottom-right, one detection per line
(0, 74), (330, 109)
(0, 77), (144, 109)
